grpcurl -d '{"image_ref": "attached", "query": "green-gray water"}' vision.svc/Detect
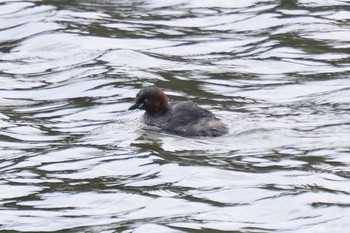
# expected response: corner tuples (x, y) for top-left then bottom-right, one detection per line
(1, 0), (350, 232)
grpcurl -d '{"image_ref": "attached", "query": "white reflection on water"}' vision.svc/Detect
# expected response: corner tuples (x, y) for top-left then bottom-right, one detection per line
(0, 0), (350, 232)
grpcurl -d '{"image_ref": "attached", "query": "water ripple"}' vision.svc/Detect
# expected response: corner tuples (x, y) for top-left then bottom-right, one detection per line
(1, 0), (350, 232)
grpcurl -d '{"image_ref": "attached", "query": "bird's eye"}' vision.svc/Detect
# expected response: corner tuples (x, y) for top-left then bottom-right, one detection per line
(144, 98), (148, 103)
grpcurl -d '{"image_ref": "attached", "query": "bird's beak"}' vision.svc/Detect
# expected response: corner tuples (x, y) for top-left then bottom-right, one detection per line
(128, 102), (144, 110)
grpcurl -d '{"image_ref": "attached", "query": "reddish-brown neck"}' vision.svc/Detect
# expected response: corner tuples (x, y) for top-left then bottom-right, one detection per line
(145, 91), (168, 115)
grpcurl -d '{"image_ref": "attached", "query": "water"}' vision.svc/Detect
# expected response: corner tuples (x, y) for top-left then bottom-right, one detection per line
(1, 0), (350, 232)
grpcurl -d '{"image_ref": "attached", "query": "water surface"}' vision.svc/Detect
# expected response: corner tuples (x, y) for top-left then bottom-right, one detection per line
(1, 0), (350, 232)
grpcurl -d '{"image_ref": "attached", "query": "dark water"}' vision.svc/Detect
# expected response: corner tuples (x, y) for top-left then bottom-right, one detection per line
(1, 0), (350, 232)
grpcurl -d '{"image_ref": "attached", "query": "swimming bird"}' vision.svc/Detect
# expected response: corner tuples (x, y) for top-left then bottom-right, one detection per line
(129, 86), (228, 137)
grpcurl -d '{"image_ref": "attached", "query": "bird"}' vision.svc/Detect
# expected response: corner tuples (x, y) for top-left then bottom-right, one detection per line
(129, 86), (228, 137)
